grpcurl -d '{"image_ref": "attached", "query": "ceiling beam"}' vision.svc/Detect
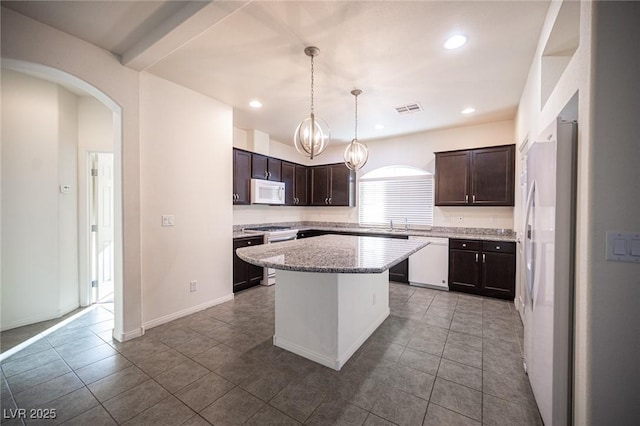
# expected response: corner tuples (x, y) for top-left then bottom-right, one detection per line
(122, 0), (251, 71)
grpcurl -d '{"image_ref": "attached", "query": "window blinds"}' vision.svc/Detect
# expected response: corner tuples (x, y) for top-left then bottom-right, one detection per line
(358, 175), (434, 227)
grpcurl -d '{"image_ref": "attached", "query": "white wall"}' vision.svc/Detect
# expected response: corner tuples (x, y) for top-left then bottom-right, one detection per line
(233, 120), (515, 229)
(1, 69), (79, 330)
(140, 73), (233, 327)
(515, 1), (640, 423)
(2, 7), (141, 340)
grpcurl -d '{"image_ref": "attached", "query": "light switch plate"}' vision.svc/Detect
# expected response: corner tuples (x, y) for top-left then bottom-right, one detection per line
(606, 231), (640, 263)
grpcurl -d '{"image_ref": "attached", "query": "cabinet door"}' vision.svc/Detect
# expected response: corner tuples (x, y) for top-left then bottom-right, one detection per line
(310, 166), (330, 205)
(481, 251), (515, 299)
(448, 248), (481, 294)
(267, 157), (282, 181)
(233, 237), (264, 292)
(233, 149), (252, 204)
(281, 161), (295, 205)
(295, 165), (308, 205)
(435, 151), (470, 205)
(471, 145), (515, 206)
(329, 164), (355, 206)
(251, 154), (269, 179)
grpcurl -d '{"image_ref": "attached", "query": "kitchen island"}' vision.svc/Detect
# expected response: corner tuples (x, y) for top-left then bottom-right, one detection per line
(236, 234), (428, 370)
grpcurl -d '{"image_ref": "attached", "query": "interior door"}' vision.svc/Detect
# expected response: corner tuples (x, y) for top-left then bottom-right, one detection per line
(90, 153), (115, 303)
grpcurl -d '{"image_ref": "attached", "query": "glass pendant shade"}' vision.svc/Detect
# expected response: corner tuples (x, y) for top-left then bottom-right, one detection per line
(294, 113), (330, 160)
(294, 46), (330, 160)
(344, 138), (369, 171)
(343, 88), (369, 171)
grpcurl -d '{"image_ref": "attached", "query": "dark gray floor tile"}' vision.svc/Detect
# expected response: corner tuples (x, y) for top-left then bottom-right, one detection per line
(1, 348), (62, 378)
(239, 367), (295, 402)
(430, 378), (482, 421)
(423, 403), (480, 426)
(60, 343), (117, 370)
(269, 381), (326, 423)
(25, 386), (99, 425)
(200, 386), (264, 426)
(449, 319), (483, 337)
(5, 358), (71, 394)
(305, 397), (368, 426)
(133, 348), (189, 378)
(60, 405), (116, 425)
(442, 342), (482, 369)
(174, 372), (234, 412)
(407, 336), (446, 357)
(446, 330), (482, 352)
(297, 367), (341, 392)
(77, 307), (114, 327)
(421, 314), (452, 330)
(363, 413), (396, 426)
(87, 319), (114, 334)
(0, 339), (52, 362)
(381, 364), (435, 400)
(45, 327), (95, 349)
(242, 339), (285, 363)
(191, 344), (240, 372)
(173, 335), (220, 358)
(54, 335), (105, 358)
(370, 385), (428, 426)
(214, 356), (263, 385)
(87, 365), (149, 402)
(398, 347), (440, 375)
(336, 375), (380, 411)
(224, 332), (268, 353)
(483, 370), (535, 404)
(74, 354), (132, 385)
(154, 359), (209, 393)
(122, 395), (195, 426)
(244, 404), (300, 426)
(102, 379), (169, 423)
(437, 359), (482, 391)
(483, 394), (543, 426)
(13, 372), (83, 408)
(267, 351), (322, 380)
(153, 326), (202, 348)
(113, 338), (172, 362)
(357, 339), (405, 364)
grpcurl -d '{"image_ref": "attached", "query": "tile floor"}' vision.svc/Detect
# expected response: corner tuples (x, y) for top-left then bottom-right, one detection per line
(1, 283), (542, 425)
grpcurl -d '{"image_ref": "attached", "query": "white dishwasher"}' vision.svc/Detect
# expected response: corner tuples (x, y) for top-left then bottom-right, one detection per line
(408, 236), (449, 290)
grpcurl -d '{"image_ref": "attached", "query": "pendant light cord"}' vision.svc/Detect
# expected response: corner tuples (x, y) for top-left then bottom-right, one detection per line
(354, 92), (358, 141)
(310, 54), (315, 114)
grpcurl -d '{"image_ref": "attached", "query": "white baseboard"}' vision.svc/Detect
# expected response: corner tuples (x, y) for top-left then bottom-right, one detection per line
(1, 303), (80, 332)
(141, 293), (234, 331)
(113, 327), (144, 342)
(274, 307), (390, 371)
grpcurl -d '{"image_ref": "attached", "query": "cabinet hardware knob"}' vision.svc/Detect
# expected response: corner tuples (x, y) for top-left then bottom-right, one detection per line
(475, 253), (478, 262)
(483, 254), (486, 263)
(462, 243), (467, 247)
(325, 197), (328, 204)
(496, 246), (501, 250)
(465, 194), (469, 203)
(248, 241), (252, 245)
(329, 197), (332, 204)
(473, 194), (476, 203)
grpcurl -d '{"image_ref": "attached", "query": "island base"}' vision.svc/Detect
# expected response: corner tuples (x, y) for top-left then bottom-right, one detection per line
(273, 269), (390, 371)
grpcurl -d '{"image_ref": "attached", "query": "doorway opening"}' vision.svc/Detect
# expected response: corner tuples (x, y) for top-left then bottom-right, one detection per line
(89, 152), (115, 306)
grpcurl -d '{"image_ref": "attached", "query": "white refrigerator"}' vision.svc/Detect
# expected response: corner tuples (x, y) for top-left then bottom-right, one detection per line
(523, 118), (577, 426)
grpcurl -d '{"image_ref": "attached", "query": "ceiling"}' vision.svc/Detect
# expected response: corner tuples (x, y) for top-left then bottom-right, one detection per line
(2, 0), (550, 146)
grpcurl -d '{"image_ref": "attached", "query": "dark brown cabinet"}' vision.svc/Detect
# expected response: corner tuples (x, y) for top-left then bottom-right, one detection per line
(310, 163), (355, 206)
(252, 154), (281, 181)
(282, 161), (308, 206)
(233, 236), (264, 292)
(435, 144), (515, 206)
(448, 239), (515, 299)
(233, 149), (252, 204)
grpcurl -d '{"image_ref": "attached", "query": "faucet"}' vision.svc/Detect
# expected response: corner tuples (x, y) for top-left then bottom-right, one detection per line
(404, 218), (409, 231)
(389, 219), (394, 230)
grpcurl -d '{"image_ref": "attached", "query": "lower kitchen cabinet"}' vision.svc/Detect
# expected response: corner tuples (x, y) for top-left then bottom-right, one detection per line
(448, 239), (515, 299)
(389, 259), (409, 283)
(233, 236), (264, 292)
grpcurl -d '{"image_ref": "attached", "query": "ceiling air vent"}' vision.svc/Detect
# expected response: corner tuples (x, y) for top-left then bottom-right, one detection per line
(394, 103), (423, 115)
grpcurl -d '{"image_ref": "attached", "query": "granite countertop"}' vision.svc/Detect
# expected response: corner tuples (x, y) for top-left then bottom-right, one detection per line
(233, 222), (516, 242)
(235, 234), (429, 274)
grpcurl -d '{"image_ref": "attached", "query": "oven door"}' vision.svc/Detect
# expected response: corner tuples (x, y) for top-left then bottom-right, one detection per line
(263, 232), (297, 285)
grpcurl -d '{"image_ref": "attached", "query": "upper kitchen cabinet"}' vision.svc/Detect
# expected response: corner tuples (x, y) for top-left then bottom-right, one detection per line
(310, 163), (355, 206)
(233, 148), (252, 204)
(435, 144), (515, 206)
(281, 162), (308, 206)
(252, 153), (282, 181)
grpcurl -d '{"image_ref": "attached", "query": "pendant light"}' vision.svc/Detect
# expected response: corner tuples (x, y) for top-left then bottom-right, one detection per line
(343, 89), (369, 171)
(294, 46), (330, 160)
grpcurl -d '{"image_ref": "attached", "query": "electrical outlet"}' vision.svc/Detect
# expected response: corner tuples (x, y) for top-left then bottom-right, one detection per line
(189, 280), (197, 292)
(162, 215), (175, 227)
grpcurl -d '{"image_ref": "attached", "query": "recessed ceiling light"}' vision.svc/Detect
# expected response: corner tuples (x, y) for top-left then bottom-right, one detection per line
(249, 100), (262, 108)
(444, 34), (468, 50)
(461, 107), (476, 114)
(375, 124), (385, 130)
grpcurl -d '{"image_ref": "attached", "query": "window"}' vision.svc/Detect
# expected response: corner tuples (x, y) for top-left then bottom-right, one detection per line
(358, 165), (434, 228)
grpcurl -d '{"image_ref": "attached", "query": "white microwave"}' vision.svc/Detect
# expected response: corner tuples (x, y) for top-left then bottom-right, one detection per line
(251, 179), (285, 205)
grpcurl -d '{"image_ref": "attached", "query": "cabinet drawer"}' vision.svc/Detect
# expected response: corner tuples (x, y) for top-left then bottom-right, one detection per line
(234, 236), (264, 248)
(481, 241), (515, 254)
(449, 239), (480, 251)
